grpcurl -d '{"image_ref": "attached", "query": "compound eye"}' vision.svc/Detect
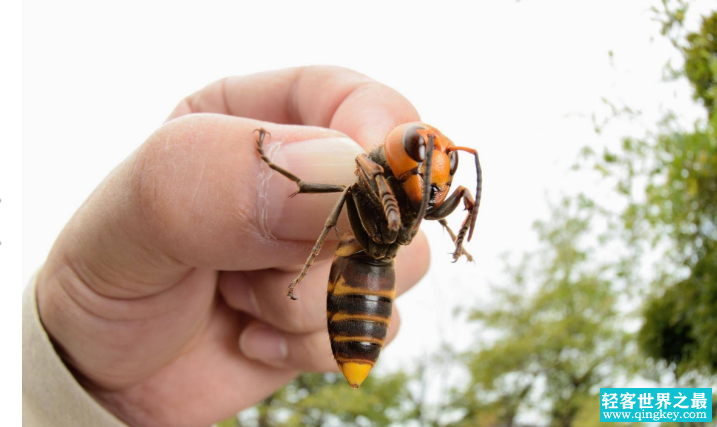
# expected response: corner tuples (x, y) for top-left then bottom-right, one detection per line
(402, 124), (426, 162)
(449, 150), (459, 175)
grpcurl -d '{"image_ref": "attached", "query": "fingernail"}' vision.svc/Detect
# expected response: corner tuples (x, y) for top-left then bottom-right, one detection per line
(239, 324), (288, 361)
(258, 137), (363, 241)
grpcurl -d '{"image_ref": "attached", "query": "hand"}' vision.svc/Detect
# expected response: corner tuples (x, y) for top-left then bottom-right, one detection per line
(36, 66), (430, 427)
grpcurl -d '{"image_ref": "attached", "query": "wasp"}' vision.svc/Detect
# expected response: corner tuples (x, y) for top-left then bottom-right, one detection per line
(255, 123), (482, 388)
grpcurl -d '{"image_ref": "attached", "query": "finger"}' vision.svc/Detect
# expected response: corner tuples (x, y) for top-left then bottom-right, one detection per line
(238, 307), (402, 372)
(167, 66), (421, 148)
(219, 232), (430, 334)
(91, 303), (300, 427)
(41, 115), (365, 298)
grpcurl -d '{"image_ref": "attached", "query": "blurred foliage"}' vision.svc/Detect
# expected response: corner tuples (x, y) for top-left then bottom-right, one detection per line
(232, 371), (419, 427)
(218, 3), (717, 427)
(639, 247), (717, 374)
(684, 13), (717, 114)
(453, 198), (633, 427)
(592, 8), (717, 378)
(652, 0), (689, 46)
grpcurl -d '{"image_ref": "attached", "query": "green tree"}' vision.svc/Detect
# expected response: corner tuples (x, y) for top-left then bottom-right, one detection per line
(639, 247), (717, 375)
(452, 198), (632, 427)
(684, 13), (717, 115)
(595, 8), (717, 378)
(229, 371), (417, 427)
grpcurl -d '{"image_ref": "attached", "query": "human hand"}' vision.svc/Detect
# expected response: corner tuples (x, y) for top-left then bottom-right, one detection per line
(36, 66), (430, 427)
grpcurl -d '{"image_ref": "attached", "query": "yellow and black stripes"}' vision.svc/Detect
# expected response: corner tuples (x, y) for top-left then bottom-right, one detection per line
(328, 294), (391, 360)
(326, 236), (396, 387)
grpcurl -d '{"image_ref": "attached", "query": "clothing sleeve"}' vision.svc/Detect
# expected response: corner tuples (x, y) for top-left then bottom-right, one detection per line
(22, 277), (130, 427)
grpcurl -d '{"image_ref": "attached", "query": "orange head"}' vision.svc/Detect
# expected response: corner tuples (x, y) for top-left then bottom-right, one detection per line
(384, 122), (459, 211)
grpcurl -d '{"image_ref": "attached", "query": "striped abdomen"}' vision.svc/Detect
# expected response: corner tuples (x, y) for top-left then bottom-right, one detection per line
(327, 237), (396, 388)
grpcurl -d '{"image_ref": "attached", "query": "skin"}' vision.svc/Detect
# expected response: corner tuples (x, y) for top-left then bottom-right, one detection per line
(35, 66), (431, 427)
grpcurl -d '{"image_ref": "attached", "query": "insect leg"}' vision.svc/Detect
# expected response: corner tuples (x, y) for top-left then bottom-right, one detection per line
(374, 175), (401, 231)
(425, 186), (476, 262)
(355, 155), (401, 231)
(285, 186), (350, 300)
(447, 146), (482, 241)
(425, 185), (470, 220)
(254, 128), (346, 196)
(438, 219), (473, 262)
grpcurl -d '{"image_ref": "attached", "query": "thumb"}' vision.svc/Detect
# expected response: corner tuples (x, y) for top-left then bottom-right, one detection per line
(40, 113), (364, 299)
(259, 127), (362, 241)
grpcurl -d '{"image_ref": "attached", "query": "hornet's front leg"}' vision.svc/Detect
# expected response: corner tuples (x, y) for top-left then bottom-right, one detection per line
(437, 219), (473, 262)
(425, 186), (477, 262)
(285, 187), (350, 300)
(253, 128), (348, 300)
(254, 128), (346, 196)
(356, 154), (402, 231)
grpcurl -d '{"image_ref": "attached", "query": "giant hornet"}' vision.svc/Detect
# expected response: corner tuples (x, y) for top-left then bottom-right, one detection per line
(255, 123), (482, 388)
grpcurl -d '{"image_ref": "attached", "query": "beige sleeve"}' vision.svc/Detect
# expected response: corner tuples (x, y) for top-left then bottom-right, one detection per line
(22, 278), (129, 427)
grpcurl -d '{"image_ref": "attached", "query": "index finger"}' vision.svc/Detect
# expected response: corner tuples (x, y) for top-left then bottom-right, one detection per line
(167, 66), (421, 148)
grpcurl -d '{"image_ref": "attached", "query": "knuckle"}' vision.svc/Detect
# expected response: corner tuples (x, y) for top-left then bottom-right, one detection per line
(129, 116), (209, 234)
(278, 297), (324, 333)
(304, 65), (367, 79)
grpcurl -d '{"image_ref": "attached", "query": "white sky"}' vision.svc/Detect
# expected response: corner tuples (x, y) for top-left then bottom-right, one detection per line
(21, 0), (713, 391)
